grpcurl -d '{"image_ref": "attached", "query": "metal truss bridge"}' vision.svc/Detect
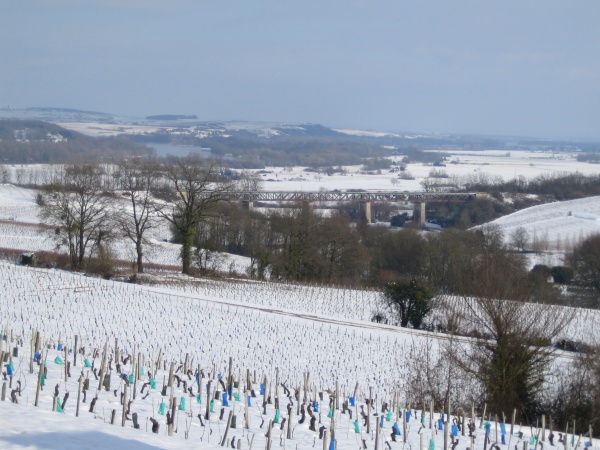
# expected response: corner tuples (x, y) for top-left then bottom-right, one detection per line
(221, 191), (484, 203)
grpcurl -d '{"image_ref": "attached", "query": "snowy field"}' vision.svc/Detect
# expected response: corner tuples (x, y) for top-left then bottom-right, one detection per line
(0, 156), (599, 448)
(0, 261), (593, 450)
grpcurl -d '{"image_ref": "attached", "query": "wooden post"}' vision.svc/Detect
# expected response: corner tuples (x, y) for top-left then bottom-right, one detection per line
(275, 367), (279, 401)
(565, 422), (569, 450)
(168, 362), (174, 387)
(75, 376), (83, 417)
(403, 404), (407, 443)
(168, 397), (176, 436)
(444, 416), (448, 450)
(335, 379), (339, 410)
(245, 392), (250, 429)
(367, 387), (372, 434)
(29, 333), (34, 374)
(64, 346), (68, 382)
(1, 381), (6, 401)
(480, 403), (487, 428)
(155, 348), (162, 377)
(111, 409), (116, 425)
(495, 415), (499, 443)
(542, 415), (546, 441)
(73, 335), (79, 367)
(287, 408), (293, 439)
(205, 380), (212, 420)
(266, 419), (273, 450)
(221, 410), (233, 446)
(323, 430), (329, 450)
(375, 415), (381, 450)
(227, 356), (233, 400)
(34, 351), (44, 407)
(122, 383), (128, 426)
(114, 338), (118, 368)
(511, 408), (517, 435)
(431, 400), (435, 430)
(97, 339), (108, 391)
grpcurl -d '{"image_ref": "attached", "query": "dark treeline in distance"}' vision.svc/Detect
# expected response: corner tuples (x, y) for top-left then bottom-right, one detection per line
(0, 120), (154, 163)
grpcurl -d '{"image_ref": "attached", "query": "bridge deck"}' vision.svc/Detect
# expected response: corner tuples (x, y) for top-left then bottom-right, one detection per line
(219, 191), (482, 203)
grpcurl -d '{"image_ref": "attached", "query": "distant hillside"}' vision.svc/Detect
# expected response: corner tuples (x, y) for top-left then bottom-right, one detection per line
(0, 120), (153, 164)
(485, 196), (600, 250)
(145, 114), (198, 121)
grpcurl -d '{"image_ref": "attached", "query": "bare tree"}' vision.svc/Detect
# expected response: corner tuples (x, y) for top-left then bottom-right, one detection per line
(237, 170), (263, 192)
(444, 226), (574, 421)
(39, 164), (112, 269)
(113, 159), (160, 273)
(509, 226), (529, 252)
(155, 156), (233, 275)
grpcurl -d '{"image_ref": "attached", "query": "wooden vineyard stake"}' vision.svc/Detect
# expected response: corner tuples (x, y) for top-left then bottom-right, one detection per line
(168, 397), (177, 436)
(221, 410), (233, 446)
(274, 367), (279, 401)
(168, 362), (175, 388)
(198, 364), (202, 392)
(287, 408), (293, 439)
(76, 375), (83, 417)
(443, 412), (449, 450)
(205, 380), (212, 420)
(244, 391), (250, 429)
(73, 335), (78, 367)
(265, 419), (273, 450)
(122, 383), (128, 426)
(34, 349), (44, 407)
(29, 332), (34, 374)
(366, 386), (372, 435)
(1, 381), (6, 401)
(227, 356), (233, 400)
(480, 403), (487, 428)
(64, 345), (68, 382)
(97, 339), (108, 391)
(155, 348), (162, 377)
(114, 338), (118, 369)
(542, 414), (546, 441)
(375, 414), (381, 450)
(403, 403), (407, 444)
(431, 400), (435, 430)
(511, 408), (516, 435)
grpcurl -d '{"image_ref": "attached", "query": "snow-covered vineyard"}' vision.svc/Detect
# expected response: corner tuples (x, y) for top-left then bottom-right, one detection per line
(0, 261), (596, 450)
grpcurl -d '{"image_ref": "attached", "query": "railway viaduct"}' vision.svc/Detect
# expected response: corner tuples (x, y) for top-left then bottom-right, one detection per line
(215, 191), (486, 225)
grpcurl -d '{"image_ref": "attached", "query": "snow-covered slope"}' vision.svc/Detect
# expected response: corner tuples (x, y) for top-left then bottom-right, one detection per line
(487, 196), (600, 250)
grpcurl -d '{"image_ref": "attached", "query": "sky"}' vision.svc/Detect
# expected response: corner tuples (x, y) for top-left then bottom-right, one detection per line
(2, 0), (600, 140)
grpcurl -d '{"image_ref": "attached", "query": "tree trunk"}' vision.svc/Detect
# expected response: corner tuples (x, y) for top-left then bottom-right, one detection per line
(181, 227), (195, 275)
(136, 240), (144, 273)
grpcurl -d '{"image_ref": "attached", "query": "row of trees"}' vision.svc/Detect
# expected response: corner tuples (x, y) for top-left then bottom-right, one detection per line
(38, 157), (600, 306)
(39, 156), (233, 274)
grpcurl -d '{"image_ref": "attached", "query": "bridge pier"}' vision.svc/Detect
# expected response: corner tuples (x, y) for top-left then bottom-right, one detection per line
(241, 200), (254, 211)
(413, 202), (427, 227)
(360, 201), (372, 224)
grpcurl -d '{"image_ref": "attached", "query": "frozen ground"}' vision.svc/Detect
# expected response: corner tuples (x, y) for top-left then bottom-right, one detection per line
(0, 261), (593, 450)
